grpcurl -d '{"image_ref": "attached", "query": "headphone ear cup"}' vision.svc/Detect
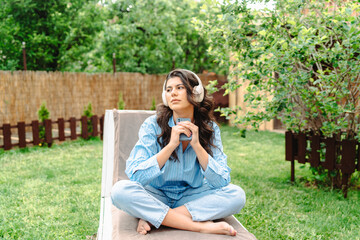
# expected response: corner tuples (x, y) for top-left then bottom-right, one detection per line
(193, 85), (204, 102)
(162, 90), (168, 106)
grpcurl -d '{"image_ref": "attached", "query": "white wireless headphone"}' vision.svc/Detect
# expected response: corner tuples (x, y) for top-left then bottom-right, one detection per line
(162, 69), (204, 106)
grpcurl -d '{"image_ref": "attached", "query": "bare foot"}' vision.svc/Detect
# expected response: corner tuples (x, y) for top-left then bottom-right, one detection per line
(137, 219), (151, 235)
(200, 221), (237, 236)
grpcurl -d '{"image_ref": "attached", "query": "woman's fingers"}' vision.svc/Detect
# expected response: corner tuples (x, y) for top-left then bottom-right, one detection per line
(170, 126), (191, 146)
(174, 125), (192, 137)
(177, 122), (198, 135)
(177, 122), (199, 144)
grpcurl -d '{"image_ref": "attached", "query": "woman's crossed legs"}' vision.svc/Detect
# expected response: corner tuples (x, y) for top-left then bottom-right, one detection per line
(111, 180), (246, 236)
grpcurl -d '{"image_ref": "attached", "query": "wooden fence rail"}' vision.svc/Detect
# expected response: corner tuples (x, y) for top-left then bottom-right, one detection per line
(285, 131), (360, 198)
(0, 115), (104, 151)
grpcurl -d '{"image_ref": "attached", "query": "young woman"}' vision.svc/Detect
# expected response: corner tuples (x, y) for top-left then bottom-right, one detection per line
(111, 69), (246, 236)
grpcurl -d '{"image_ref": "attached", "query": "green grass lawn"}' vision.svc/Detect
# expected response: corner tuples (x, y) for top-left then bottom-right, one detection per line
(1, 127), (359, 239)
(0, 139), (103, 239)
(221, 126), (360, 240)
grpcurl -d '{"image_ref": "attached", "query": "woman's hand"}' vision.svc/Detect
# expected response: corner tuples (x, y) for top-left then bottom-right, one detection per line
(177, 121), (208, 170)
(157, 125), (190, 169)
(169, 124), (192, 147)
(176, 121), (200, 147)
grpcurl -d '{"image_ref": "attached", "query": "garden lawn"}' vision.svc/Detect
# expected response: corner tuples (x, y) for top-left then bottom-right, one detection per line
(222, 126), (360, 240)
(1, 127), (359, 239)
(0, 138), (103, 239)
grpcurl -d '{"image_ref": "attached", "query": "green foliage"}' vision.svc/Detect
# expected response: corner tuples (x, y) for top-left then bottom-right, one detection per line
(58, 2), (106, 71)
(117, 92), (125, 110)
(0, 0), (104, 71)
(37, 102), (50, 146)
(70, 0), (220, 74)
(150, 97), (156, 110)
(203, 0), (360, 186)
(0, 50), (17, 70)
(38, 102), (50, 121)
(83, 102), (94, 138)
(205, 80), (219, 95)
(203, 0), (360, 138)
(0, 0), (223, 74)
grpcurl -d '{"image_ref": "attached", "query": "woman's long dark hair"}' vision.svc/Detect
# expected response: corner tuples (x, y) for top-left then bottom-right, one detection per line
(156, 69), (217, 161)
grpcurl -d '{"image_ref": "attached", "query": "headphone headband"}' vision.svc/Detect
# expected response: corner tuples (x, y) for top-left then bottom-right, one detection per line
(162, 69), (204, 106)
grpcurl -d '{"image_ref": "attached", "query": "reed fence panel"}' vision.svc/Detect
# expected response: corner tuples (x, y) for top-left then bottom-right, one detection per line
(1, 71), (225, 126)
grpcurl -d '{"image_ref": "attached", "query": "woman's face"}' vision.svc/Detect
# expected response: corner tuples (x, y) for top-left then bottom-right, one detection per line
(165, 76), (194, 112)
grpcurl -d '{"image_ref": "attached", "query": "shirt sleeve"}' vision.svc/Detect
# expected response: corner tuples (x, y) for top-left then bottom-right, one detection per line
(200, 122), (231, 188)
(125, 118), (162, 186)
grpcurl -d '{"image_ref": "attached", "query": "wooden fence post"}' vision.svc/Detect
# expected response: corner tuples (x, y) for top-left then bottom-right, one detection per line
(91, 115), (98, 137)
(324, 138), (336, 171)
(1, 115), (107, 151)
(81, 116), (88, 139)
(100, 115), (104, 140)
(341, 140), (357, 198)
(32, 120), (40, 146)
(310, 135), (320, 167)
(341, 140), (356, 174)
(113, 53), (116, 74)
(297, 132), (306, 164)
(70, 117), (77, 140)
(22, 42), (27, 71)
(18, 122), (26, 148)
(3, 124), (12, 150)
(342, 173), (350, 198)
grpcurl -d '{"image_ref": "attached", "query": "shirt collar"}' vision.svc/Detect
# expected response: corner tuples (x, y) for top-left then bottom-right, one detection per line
(168, 115), (176, 128)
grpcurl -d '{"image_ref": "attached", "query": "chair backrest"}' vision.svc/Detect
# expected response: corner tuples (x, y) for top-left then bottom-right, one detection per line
(112, 110), (156, 184)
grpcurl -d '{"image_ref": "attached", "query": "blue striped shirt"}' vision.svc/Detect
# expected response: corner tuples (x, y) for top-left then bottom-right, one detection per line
(125, 115), (231, 200)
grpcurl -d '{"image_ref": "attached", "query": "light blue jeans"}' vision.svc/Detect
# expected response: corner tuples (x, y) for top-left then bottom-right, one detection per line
(111, 180), (246, 228)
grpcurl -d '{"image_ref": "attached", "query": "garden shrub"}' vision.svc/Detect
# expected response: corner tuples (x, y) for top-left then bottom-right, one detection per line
(37, 102), (50, 146)
(83, 102), (93, 139)
(150, 97), (156, 110)
(117, 92), (125, 110)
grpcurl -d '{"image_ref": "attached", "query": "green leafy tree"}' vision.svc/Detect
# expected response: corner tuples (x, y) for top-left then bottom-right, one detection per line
(204, 0), (360, 137)
(0, 1), (21, 70)
(0, 0), (222, 73)
(58, 2), (106, 71)
(203, 0), (360, 186)
(74, 0), (221, 74)
(0, 0), (104, 71)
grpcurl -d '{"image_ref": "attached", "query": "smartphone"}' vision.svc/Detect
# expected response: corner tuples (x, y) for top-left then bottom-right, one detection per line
(176, 118), (192, 141)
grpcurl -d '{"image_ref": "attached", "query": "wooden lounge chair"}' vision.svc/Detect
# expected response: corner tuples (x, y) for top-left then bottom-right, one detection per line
(97, 110), (257, 240)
